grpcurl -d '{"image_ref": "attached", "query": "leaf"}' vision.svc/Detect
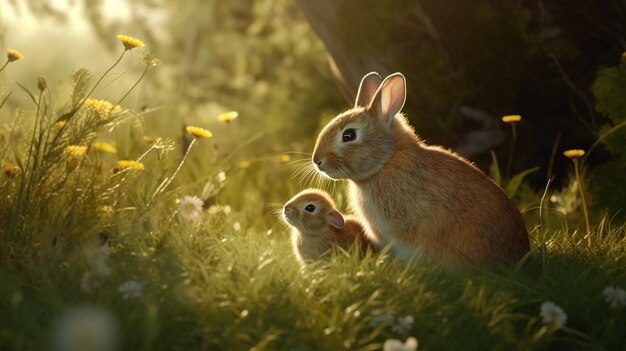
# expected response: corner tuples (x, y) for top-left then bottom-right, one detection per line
(0, 91), (13, 110)
(55, 110), (77, 123)
(490, 150), (502, 186)
(15, 82), (38, 106)
(506, 166), (540, 197)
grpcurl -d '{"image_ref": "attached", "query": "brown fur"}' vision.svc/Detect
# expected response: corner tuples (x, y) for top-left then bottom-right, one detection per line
(312, 73), (529, 266)
(282, 189), (373, 264)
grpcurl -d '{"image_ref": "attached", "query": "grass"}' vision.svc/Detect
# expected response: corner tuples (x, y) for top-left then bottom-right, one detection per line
(1, 36), (625, 351)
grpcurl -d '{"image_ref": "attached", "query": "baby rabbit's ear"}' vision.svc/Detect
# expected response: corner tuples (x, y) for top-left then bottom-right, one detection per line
(355, 72), (383, 108)
(368, 73), (406, 126)
(327, 210), (345, 229)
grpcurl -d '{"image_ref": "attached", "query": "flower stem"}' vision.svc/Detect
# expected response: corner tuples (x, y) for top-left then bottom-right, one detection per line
(573, 159), (591, 246)
(146, 138), (196, 207)
(115, 63), (149, 106)
(0, 60), (9, 74)
(507, 124), (517, 177)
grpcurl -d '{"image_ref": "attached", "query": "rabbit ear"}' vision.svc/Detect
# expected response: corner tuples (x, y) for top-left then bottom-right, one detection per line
(368, 73), (406, 126)
(327, 210), (345, 229)
(354, 72), (383, 108)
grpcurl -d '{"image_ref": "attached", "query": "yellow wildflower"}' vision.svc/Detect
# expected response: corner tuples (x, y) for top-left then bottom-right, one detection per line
(563, 149), (585, 159)
(7, 49), (24, 62)
(114, 160), (144, 172)
(218, 111), (239, 123)
(501, 115), (522, 123)
(54, 121), (67, 129)
(92, 142), (117, 154)
(276, 154), (291, 164)
(238, 160), (252, 169)
(3, 163), (21, 177)
(83, 98), (122, 119)
(64, 145), (88, 157)
(186, 126), (213, 138)
(116, 34), (145, 51)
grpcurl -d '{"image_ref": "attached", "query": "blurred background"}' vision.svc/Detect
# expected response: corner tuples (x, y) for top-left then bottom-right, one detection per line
(1, 0), (625, 217)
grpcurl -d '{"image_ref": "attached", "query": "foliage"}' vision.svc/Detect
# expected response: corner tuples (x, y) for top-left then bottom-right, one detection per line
(590, 59), (626, 220)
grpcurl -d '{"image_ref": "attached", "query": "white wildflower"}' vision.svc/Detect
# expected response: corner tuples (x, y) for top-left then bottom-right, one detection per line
(217, 171), (226, 183)
(383, 336), (419, 351)
(392, 315), (415, 334)
(233, 222), (241, 231)
(176, 195), (204, 220)
(84, 244), (111, 276)
(603, 286), (626, 309)
(540, 301), (567, 329)
(208, 204), (231, 216)
(118, 280), (142, 300)
(52, 306), (120, 351)
(368, 313), (395, 329)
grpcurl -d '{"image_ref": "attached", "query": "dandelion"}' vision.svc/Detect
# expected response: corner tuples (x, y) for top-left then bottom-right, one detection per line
(52, 306), (120, 351)
(186, 126), (213, 138)
(539, 301), (567, 329)
(83, 99), (122, 120)
(116, 34), (145, 50)
(502, 115), (522, 176)
(92, 142), (117, 154)
(114, 160), (144, 172)
(392, 315), (415, 334)
(239, 160), (252, 169)
(563, 149), (585, 159)
(501, 115), (522, 123)
(218, 111), (239, 123)
(277, 154), (291, 164)
(176, 195), (204, 220)
(368, 313), (395, 329)
(3, 162), (21, 177)
(118, 281), (142, 300)
(64, 145), (88, 157)
(563, 148), (590, 244)
(7, 48), (24, 62)
(383, 337), (419, 351)
(602, 286), (626, 309)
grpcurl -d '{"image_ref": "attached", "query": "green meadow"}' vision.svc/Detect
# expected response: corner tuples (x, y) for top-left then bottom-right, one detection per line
(1, 1), (625, 350)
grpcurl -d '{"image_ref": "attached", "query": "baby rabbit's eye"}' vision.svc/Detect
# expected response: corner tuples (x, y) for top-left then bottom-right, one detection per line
(304, 204), (316, 212)
(342, 128), (357, 142)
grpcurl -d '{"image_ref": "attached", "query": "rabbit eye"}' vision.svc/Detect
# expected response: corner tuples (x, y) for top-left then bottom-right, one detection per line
(342, 128), (357, 142)
(304, 204), (315, 212)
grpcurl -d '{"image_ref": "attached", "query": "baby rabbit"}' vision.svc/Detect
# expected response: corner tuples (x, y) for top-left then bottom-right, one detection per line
(281, 189), (372, 264)
(312, 72), (529, 266)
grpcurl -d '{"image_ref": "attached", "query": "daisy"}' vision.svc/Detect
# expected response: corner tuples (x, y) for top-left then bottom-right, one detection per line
(392, 315), (415, 334)
(177, 195), (204, 220)
(539, 301), (567, 329)
(602, 286), (626, 309)
(118, 281), (142, 300)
